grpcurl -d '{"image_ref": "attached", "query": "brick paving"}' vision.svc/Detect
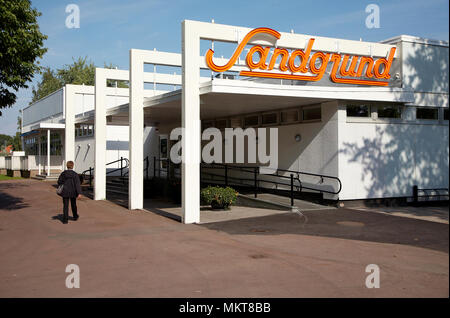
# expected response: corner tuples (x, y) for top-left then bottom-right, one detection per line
(0, 179), (448, 297)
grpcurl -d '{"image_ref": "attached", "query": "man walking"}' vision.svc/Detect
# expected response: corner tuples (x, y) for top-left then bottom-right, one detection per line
(57, 161), (82, 224)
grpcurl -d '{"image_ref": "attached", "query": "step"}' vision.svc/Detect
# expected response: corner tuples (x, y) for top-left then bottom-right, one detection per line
(106, 188), (128, 196)
(32, 174), (59, 181)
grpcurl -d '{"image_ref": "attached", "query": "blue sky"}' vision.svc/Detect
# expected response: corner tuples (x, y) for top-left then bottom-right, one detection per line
(1, 0), (448, 136)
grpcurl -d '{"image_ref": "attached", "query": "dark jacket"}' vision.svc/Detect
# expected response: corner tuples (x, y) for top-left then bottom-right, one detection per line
(57, 170), (82, 198)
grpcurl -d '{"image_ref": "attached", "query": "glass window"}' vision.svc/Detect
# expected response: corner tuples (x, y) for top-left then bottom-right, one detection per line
(444, 109), (449, 121)
(244, 115), (259, 127)
(378, 105), (402, 119)
(347, 104), (370, 117)
(229, 117), (242, 128)
(160, 138), (168, 159)
(416, 108), (438, 120)
(280, 109), (299, 123)
(201, 121), (214, 131)
(261, 113), (278, 125)
(215, 119), (228, 130)
(303, 106), (321, 121)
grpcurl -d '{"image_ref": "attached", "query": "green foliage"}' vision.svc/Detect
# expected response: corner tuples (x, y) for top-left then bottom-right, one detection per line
(0, 134), (14, 154)
(31, 58), (129, 103)
(201, 186), (238, 209)
(0, 0), (47, 114)
(31, 57), (95, 103)
(104, 63), (129, 88)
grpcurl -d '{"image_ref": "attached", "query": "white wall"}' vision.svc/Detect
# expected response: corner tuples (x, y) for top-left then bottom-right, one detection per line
(338, 106), (449, 200)
(74, 125), (130, 175)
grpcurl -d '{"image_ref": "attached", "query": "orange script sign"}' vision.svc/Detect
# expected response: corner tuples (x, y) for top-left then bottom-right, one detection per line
(205, 28), (396, 86)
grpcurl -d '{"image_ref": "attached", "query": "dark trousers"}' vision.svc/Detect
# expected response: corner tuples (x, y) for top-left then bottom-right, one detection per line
(63, 197), (78, 221)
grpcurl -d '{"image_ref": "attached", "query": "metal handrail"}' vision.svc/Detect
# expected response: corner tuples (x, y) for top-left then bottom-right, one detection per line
(81, 157), (130, 186)
(412, 186), (449, 203)
(201, 163), (342, 195)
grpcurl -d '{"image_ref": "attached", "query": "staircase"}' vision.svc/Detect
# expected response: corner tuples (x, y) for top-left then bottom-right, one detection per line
(106, 176), (128, 196)
(32, 174), (59, 181)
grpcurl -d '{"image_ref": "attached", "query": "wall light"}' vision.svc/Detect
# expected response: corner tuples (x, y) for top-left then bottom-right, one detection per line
(295, 134), (301, 142)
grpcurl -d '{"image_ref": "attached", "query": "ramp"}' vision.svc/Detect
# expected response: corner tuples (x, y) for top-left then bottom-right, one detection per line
(237, 193), (336, 213)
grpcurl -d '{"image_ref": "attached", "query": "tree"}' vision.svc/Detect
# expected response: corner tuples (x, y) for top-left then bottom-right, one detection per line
(0, 134), (14, 153)
(31, 58), (129, 103)
(0, 0), (47, 115)
(13, 115), (22, 150)
(30, 67), (62, 103)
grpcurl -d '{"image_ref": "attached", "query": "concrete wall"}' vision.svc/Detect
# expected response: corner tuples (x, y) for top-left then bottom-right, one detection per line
(401, 41), (448, 94)
(155, 101), (340, 197)
(338, 105), (449, 200)
(74, 125), (130, 174)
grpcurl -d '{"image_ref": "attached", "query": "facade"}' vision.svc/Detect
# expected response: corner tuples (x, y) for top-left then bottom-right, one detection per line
(17, 21), (448, 223)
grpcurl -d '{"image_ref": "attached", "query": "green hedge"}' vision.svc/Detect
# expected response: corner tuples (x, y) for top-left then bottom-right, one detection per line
(201, 186), (238, 210)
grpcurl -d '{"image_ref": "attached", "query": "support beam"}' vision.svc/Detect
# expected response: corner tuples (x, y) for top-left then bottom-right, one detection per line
(47, 129), (50, 176)
(93, 68), (129, 200)
(94, 69), (107, 200)
(129, 50), (144, 210)
(64, 85), (75, 171)
(181, 20), (201, 223)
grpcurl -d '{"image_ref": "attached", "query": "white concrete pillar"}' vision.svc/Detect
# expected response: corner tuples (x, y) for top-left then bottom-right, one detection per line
(61, 131), (65, 171)
(129, 50), (144, 210)
(94, 68), (107, 200)
(38, 131), (41, 174)
(181, 21), (201, 223)
(47, 129), (50, 176)
(64, 85), (75, 170)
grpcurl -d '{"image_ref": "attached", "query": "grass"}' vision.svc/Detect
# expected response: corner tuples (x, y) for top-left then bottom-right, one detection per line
(0, 175), (23, 180)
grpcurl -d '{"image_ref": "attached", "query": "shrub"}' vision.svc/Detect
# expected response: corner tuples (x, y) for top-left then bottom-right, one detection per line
(200, 186), (238, 210)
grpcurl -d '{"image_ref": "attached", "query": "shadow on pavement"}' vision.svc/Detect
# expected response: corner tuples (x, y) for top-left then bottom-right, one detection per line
(200, 208), (449, 253)
(0, 183), (30, 211)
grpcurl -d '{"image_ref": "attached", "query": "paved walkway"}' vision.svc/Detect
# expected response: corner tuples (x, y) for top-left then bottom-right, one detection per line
(350, 205), (449, 224)
(0, 179), (448, 297)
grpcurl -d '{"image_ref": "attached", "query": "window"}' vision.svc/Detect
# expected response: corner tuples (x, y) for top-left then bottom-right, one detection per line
(215, 119), (228, 130)
(302, 105), (321, 121)
(378, 105), (402, 119)
(261, 112), (278, 125)
(444, 109), (449, 121)
(416, 108), (438, 120)
(280, 109), (299, 123)
(201, 120), (214, 131)
(244, 115), (259, 127)
(229, 117), (242, 128)
(347, 104), (370, 117)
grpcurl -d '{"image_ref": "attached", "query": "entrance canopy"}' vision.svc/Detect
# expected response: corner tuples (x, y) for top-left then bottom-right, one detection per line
(76, 78), (414, 127)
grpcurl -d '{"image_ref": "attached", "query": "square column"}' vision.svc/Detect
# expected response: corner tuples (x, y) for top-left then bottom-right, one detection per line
(38, 131), (41, 174)
(64, 85), (75, 169)
(47, 129), (50, 176)
(181, 21), (201, 223)
(94, 69), (107, 200)
(129, 50), (144, 210)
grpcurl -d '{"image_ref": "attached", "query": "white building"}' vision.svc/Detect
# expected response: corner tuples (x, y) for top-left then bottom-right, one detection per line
(18, 21), (448, 223)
